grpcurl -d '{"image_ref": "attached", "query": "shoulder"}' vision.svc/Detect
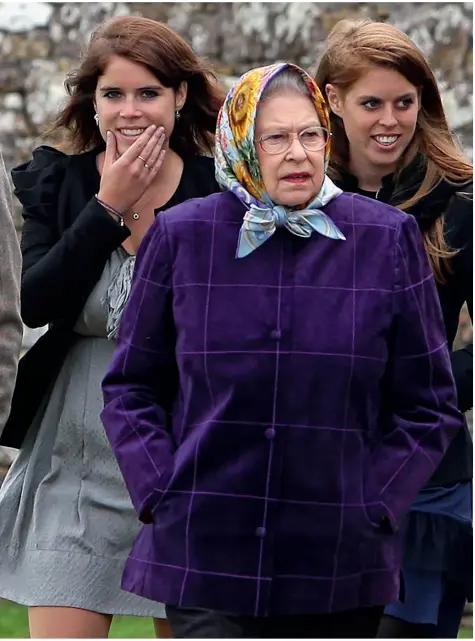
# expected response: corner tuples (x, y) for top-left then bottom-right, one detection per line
(328, 191), (409, 230)
(444, 182), (473, 246)
(443, 183), (473, 284)
(11, 145), (92, 209)
(138, 191), (239, 265)
(161, 190), (238, 229)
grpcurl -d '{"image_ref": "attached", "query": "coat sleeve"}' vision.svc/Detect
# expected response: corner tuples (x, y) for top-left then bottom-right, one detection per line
(449, 190), (473, 412)
(101, 214), (178, 524)
(451, 344), (473, 413)
(366, 213), (463, 531)
(0, 152), (23, 436)
(13, 146), (130, 328)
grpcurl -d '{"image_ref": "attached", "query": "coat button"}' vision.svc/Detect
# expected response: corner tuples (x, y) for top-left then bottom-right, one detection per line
(270, 328), (282, 340)
(265, 428), (275, 440)
(255, 526), (267, 538)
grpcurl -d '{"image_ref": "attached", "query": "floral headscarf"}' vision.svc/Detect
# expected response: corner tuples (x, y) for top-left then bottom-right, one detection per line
(215, 62), (345, 258)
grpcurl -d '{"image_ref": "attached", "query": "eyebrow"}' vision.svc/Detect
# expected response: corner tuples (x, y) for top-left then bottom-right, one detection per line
(98, 85), (162, 92)
(359, 93), (416, 101)
(259, 120), (321, 131)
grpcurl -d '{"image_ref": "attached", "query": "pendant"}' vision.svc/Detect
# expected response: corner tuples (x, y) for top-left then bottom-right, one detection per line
(132, 212), (140, 221)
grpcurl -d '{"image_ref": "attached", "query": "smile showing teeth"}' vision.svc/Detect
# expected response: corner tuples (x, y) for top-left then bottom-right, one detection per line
(120, 128), (145, 137)
(374, 135), (398, 146)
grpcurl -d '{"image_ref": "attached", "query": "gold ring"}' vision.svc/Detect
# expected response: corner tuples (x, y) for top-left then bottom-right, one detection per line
(137, 155), (147, 164)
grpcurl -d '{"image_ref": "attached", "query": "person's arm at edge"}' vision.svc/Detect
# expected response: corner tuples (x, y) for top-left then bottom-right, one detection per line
(0, 152), (23, 436)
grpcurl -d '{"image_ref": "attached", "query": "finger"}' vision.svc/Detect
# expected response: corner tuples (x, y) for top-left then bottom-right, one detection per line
(142, 131), (166, 169)
(103, 131), (117, 168)
(120, 125), (157, 165)
(137, 126), (165, 165)
(146, 150), (167, 180)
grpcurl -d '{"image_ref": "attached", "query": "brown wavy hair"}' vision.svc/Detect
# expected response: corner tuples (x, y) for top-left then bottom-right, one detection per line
(46, 15), (226, 158)
(315, 19), (473, 281)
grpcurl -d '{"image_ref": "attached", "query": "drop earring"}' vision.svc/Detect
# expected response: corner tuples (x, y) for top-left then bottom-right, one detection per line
(94, 114), (99, 126)
(175, 110), (181, 121)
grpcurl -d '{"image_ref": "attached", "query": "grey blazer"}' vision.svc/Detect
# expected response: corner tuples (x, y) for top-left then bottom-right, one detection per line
(0, 152), (22, 436)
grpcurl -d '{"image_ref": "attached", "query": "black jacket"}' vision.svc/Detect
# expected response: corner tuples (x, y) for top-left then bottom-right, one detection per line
(1, 146), (220, 448)
(334, 157), (473, 487)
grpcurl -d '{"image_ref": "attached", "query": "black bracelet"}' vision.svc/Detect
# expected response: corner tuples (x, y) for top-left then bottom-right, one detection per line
(95, 195), (125, 227)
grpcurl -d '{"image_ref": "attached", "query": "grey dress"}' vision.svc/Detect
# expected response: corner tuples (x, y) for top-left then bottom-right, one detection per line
(0, 249), (166, 617)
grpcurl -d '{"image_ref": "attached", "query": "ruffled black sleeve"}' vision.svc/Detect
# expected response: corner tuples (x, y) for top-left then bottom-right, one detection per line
(13, 145), (130, 328)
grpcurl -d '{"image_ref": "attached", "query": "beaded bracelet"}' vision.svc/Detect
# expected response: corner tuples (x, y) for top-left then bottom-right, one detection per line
(95, 194), (125, 227)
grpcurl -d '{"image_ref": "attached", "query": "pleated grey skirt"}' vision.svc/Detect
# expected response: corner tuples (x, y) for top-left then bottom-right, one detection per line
(0, 251), (165, 618)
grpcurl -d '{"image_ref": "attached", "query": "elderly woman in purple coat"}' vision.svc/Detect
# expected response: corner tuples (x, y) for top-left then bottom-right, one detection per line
(101, 63), (463, 638)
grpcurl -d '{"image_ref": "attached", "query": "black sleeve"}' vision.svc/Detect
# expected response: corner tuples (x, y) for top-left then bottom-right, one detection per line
(13, 146), (130, 328)
(448, 188), (473, 412)
(451, 345), (473, 413)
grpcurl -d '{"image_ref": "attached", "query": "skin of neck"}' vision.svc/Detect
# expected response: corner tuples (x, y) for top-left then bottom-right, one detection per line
(157, 145), (183, 183)
(348, 149), (396, 192)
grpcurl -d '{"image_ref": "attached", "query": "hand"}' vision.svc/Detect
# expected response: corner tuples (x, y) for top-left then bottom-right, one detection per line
(97, 125), (166, 214)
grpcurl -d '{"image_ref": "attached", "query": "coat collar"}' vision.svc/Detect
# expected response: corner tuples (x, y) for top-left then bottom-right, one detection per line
(334, 153), (471, 231)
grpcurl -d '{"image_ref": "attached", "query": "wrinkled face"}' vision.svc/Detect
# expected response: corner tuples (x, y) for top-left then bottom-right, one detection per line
(326, 66), (419, 178)
(94, 54), (186, 156)
(254, 92), (325, 207)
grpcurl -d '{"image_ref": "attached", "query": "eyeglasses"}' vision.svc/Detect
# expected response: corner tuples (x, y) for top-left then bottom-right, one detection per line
(255, 126), (331, 155)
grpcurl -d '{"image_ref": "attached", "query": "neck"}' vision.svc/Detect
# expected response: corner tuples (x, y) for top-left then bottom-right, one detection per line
(348, 155), (395, 193)
(155, 147), (183, 187)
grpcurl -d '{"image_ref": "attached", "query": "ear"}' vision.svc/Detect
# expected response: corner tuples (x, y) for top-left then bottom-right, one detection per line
(325, 83), (343, 116)
(175, 81), (188, 112)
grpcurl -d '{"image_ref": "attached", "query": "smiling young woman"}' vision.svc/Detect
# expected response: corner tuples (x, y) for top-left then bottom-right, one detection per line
(0, 15), (225, 639)
(316, 19), (473, 639)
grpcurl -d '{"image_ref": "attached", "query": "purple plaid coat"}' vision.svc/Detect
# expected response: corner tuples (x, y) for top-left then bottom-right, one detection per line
(101, 190), (462, 617)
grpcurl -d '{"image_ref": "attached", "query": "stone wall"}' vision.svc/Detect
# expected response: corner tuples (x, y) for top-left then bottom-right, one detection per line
(0, 2), (472, 226)
(0, 2), (472, 354)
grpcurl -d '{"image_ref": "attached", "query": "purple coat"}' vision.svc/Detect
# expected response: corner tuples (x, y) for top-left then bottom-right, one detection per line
(101, 190), (462, 617)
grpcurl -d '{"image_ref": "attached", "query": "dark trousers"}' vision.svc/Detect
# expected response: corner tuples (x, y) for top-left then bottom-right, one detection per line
(166, 604), (384, 638)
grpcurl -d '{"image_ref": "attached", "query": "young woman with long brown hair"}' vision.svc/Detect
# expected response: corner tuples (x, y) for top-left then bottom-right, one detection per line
(0, 15), (225, 638)
(316, 18), (472, 639)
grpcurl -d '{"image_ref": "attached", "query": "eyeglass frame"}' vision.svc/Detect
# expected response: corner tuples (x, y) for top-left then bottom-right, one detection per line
(254, 126), (332, 155)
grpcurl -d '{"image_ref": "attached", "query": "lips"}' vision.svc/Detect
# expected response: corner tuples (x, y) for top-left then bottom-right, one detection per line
(282, 173), (310, 180)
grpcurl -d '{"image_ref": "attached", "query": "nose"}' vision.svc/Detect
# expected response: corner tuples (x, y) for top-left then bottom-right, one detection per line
(378, 106), (398, 128)
(286, 134), (308, 161)
(120, 97), (142, 119)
